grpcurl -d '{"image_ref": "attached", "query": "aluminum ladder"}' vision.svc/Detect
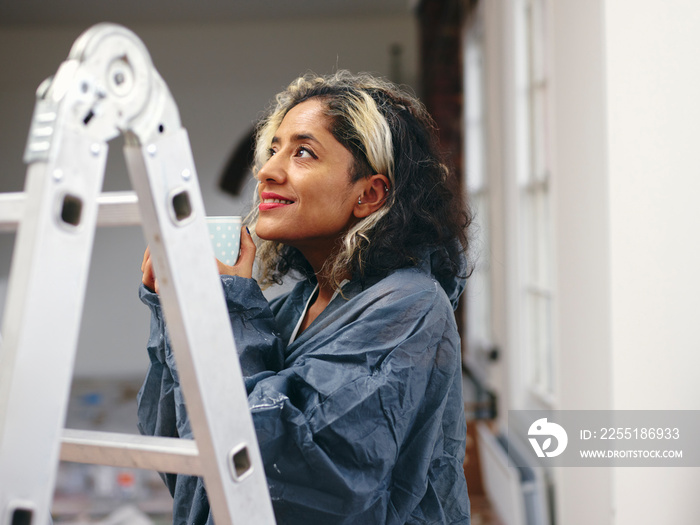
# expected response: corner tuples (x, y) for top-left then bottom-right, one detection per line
(0, 23), (276, 525)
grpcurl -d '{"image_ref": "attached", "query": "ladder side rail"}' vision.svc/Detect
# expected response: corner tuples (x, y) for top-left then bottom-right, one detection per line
(125, 130), (276, 525)
(0, 129), (108, 525)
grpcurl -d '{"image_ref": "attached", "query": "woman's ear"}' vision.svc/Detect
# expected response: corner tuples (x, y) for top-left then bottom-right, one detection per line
(354, 174), (391, 219)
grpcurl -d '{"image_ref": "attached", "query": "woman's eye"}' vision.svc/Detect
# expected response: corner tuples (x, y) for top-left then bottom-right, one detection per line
(268, 148), (277, 158)
(296, 146), (316, 159)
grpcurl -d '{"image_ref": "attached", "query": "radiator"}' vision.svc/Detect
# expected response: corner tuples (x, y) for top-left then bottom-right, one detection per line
(475, 422), (551, 525)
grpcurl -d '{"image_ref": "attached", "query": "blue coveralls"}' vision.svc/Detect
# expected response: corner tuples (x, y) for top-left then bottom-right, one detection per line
(137, 249), (471, 524)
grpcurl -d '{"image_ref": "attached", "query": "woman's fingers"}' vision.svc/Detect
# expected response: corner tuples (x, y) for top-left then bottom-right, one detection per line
(141, 245), (150, 273)
(141, 246), (158, 293)
(145, 227), (255, 290)
(237, 227), (257, 273)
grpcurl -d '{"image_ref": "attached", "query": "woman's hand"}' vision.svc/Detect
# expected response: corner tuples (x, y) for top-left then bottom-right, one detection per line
(216, 227), (256, 279)
(141, 245), (158, 293)
(141, 228), (256, 293)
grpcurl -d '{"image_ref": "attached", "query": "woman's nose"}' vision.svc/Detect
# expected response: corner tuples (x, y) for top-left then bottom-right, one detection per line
(256, 154), (286, 184)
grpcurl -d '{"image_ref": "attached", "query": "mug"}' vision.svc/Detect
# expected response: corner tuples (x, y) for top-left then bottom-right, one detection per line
(206, 216), (242, 266)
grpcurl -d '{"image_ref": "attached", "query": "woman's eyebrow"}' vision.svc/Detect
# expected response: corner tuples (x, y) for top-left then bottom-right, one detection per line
(271, 133), (321, 145)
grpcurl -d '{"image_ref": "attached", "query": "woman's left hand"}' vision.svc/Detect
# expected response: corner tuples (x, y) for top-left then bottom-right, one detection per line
(216, 227), (256, 279)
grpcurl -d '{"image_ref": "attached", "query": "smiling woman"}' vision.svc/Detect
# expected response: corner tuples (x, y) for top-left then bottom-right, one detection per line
(254, 99), (370, 262)
(139, 71), (472, 525)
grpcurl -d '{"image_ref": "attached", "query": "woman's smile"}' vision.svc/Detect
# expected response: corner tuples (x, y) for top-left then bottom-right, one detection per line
(259, 191), (295, 211)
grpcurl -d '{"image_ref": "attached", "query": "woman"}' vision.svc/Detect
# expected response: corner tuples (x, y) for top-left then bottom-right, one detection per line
(139, 71), (471, 524)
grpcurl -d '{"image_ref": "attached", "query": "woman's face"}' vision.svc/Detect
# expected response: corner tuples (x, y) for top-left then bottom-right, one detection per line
(254, 99), (363, 256)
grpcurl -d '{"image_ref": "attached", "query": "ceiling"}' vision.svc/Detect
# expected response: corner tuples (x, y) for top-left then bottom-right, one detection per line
(0, 0), (414, 26)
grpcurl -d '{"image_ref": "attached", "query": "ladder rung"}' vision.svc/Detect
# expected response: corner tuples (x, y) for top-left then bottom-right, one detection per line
(96, 191), (141, 227)
(0, 191), (141, 232)
(60, 429), (202, 475)
(0, 192), (24, 232)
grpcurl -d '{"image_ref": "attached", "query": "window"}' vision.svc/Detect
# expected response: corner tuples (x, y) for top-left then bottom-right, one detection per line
(514, 0), (555, 402)
(463, 7), (493, 382)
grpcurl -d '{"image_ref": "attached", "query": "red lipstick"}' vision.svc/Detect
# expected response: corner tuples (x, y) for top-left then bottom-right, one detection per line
(259, 192), (295, 211)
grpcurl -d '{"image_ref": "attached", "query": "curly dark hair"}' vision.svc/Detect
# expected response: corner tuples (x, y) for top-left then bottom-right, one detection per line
(250, 71), (471, 288)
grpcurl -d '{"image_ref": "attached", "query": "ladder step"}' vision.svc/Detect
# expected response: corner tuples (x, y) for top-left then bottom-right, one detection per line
(0, 191), (141, 232)
(60, 429), (202, 475)
(95, 191), (141, 227)
(0, 192), (24, 232)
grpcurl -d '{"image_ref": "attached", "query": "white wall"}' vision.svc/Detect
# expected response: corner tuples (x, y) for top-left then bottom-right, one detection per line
(0, 16), (418, 377)
(604, 0), (700, 522)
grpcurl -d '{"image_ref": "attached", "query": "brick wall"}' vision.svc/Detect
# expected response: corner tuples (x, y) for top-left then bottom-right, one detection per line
(417, 0), (465, 184)
(416, 0), (471, 336)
